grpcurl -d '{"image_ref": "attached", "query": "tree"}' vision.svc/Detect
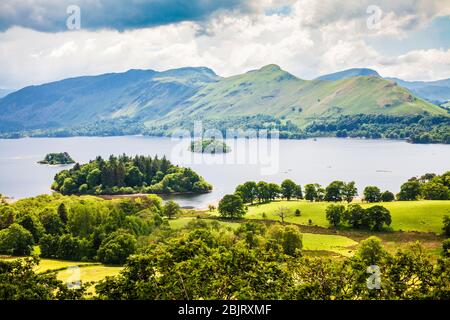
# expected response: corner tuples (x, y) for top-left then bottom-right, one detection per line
(304, 184), (317, 202)
(218, 194), (246, 219)
(343, 181), (358, 203)
(281, 179), (297, 200)
(324, 181), (345, 202)
(397, 180), (421, 200)
(442, 239), (450, 257)
(363, 186), (382, 203)
(163, 200), (181, 219)
(365, 205), (392, 231)
(353, 236), (388, 266)
(443, 215), (450, 237)
(381, 190), (395, 202)
(343, 204), (364, 228)
(235, 181), (257, 204)
(97, 230), (137, 265)
(0, 257), (86, 300)
(294, 184), (303, 200)
(0, 223), (34, 256)
(421, 180), (450, 200)
(58, 203), (69, 224)
(256, 181), (270, 203)
(40, 210), (65, 235)
(325, 204), (345, 227)
(125, 166), (144, 187)
(86, 168), (101, 189)
(295, 209), (301, 217)
(267, 225), (302, 256)
(17, 214), (45, 243)
(0, 206), (16, 230)
(267, 183), (281, 201)
(275, 206), (290, 224)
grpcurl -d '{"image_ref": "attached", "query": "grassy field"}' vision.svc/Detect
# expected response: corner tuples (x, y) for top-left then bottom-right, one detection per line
(56, 265), (123, 284)
(245, 200), (450, 234)
(301, 233), (358, 257)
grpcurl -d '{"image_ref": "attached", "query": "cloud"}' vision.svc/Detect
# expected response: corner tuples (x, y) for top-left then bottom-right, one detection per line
(0, 0), (255, 32)
(0, 0), (449, 89)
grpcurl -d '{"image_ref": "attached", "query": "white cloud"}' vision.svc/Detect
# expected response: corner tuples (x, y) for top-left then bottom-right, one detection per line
(0, 0), (449, 89)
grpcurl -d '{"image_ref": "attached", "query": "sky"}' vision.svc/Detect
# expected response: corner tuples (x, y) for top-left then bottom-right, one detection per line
(0, 0), (450, 89)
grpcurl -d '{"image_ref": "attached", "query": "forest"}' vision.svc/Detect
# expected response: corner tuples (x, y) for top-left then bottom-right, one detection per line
(51, 154), (212, 196)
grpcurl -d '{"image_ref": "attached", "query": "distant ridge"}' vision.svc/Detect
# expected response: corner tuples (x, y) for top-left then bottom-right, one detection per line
(0, 64), (446, 135)
(316, 68), (380, 81)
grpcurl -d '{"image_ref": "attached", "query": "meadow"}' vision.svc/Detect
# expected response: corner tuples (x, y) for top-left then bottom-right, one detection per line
(244, 200), (450, 234)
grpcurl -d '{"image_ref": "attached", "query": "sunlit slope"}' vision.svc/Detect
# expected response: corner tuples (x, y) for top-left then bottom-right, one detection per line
(158, 65), (446, 127)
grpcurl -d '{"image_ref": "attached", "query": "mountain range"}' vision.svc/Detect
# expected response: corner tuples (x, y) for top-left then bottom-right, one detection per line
(0, 65), (448, 135)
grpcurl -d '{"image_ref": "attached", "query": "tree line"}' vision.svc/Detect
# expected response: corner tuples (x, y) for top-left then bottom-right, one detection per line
(51, 154), (212, 196)
(4, 220), (450, 300)
(0, 194), (181, 264)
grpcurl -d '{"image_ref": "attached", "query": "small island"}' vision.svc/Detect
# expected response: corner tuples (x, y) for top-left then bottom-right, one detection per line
(51, 154), (212, 195)
(190, 139), (231, 154)
(38, 152), (75, 165)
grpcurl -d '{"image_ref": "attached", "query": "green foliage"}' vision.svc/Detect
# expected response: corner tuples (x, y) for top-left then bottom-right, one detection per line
(0, 257), (86, 300)
(0, 223), (34, 255)
(281, 179), (298, 200)
(381, 190), (395, 202)
(442, 239), (450, 257)
(364, 186), (382, 203)
(190, 139), (231, 154)
(397, 179), (422, 201)
(38, 152), (75, 165)
(306, 114), (450, 144)
(397, 172), (450, 200)
(325, 204), (345, 227)
(267, 224), (303, 256)
(443, 216), (450, 237)
(218, 194), (246, 219)
(97, 230), (137, 265)
(162, 200), (181, 219)
(328, 204), (392, 231)
(51, 154), (212, 196)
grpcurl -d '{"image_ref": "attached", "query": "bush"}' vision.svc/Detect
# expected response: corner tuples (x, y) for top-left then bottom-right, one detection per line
(442, 239), (450, 257)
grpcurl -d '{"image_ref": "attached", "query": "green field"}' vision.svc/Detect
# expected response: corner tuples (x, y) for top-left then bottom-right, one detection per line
(245, 200), (450, 234)
(169, 216), (242, 230)
(301, 233), (357, 257)
(56, 265), (123, 283)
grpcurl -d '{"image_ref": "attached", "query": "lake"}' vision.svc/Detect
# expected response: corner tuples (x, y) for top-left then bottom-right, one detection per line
(0, 136), (449, 208)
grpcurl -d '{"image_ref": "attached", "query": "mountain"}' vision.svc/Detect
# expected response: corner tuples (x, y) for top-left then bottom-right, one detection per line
(0, 67), (220, 131)
(316, 68), (380, 81)
(385, 77), (450, 105)
(0, 64), (446, 135)
(0, 88), (15, 98)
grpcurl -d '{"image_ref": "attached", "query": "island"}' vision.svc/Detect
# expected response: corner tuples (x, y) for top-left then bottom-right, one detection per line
(189, 139), (231, 154)
(51, 154), (212, 195)
(38, 152), (75, 165)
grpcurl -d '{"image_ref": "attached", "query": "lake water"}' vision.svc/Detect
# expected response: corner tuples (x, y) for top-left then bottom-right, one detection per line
(0, 136), (449, 208)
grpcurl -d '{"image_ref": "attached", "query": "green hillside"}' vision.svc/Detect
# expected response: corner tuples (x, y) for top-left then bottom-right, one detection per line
(0, 64), (447, 139)
(158, 65), (444, 129)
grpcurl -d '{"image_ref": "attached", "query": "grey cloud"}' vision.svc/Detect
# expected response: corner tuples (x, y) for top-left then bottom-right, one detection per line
(0, 0), (253, 32)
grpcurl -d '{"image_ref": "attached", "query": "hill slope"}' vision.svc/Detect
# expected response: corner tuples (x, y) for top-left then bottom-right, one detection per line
(386, 77), (450, 104)
(0, 65), (446, 136)
(157, 65), (445, 129)
(316, 68), (380, 81)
